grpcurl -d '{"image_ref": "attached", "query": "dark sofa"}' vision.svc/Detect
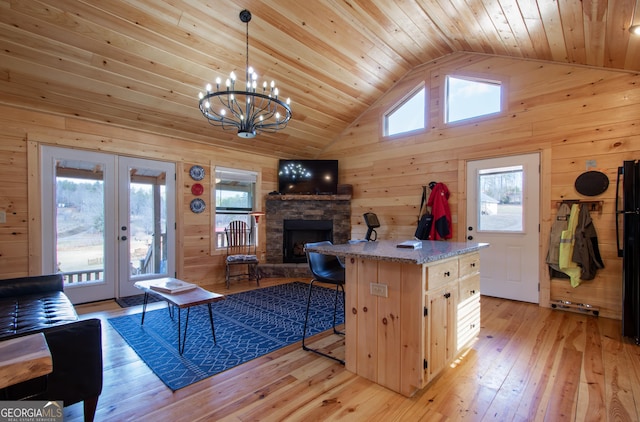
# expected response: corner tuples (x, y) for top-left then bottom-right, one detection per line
(0, 274), (103, 422)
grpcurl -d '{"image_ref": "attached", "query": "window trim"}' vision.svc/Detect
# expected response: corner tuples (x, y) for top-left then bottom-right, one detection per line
(382, 82), (427, 139)
(443, 72), (508, 127)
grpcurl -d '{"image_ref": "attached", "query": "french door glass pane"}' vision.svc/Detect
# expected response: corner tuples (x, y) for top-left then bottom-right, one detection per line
(129, 170), (168, 277)
(55, 162), (105, 285)
(478, 165), (524, 232)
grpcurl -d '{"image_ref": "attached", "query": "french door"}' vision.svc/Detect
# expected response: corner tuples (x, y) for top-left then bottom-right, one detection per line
(466, 153), (540, 303)
(41, 146), (176, 303)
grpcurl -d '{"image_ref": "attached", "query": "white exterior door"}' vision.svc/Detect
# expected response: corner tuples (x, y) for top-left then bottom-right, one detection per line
(41, 146), (175, 303)
(466, 153), (540, 303)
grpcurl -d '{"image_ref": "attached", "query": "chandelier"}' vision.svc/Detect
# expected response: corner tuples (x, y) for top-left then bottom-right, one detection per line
(198, 10), (292, 139)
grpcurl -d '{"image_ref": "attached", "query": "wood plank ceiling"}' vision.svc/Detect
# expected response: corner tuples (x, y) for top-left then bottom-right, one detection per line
(1, 0), (639, 159)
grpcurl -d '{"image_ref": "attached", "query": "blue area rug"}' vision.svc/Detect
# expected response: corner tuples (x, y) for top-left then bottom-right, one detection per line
(108, 282), (344, 391)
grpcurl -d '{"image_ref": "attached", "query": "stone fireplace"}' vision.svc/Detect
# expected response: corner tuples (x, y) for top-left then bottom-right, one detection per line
(264, 194), (351, 272)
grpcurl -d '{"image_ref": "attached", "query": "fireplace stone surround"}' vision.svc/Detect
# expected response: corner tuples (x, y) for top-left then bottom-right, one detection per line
(260, 194), (351, 278)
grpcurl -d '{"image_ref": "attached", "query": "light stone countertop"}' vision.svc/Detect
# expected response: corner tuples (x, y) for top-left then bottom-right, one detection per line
(305, 240), (489, 265)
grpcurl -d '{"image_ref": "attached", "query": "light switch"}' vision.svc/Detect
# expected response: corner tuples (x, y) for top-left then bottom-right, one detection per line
(0, 211), (6, 224)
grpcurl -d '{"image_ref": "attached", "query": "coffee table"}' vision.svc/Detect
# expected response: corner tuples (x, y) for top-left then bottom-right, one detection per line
(134, 278), (225, 354)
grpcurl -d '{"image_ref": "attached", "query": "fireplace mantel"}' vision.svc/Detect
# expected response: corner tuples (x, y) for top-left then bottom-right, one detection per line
(266, 194), (352, 201)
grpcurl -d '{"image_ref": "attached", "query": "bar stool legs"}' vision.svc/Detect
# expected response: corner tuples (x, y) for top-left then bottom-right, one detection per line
(301, 279), (345, 365)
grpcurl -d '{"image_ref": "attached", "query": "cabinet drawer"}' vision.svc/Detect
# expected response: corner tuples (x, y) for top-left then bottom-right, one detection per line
(425, 259), (459, 290)
(459, 253), (480, 278)
(459, 274), (480, 302)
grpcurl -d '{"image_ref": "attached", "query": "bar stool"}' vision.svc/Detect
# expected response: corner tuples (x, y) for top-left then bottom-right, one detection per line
(301, 241), (345, 365)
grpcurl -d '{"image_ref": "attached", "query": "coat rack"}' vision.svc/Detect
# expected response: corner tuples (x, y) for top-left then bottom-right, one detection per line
(555, 199), (604, 214)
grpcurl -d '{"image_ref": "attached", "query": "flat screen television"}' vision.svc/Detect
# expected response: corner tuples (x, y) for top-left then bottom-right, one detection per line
(278, 160), (338, 195)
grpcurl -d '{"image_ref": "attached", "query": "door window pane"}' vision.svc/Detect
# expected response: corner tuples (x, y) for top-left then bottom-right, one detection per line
(128, 169), (168, 277)
(55, 161), (106, 285)
(478, 166), (523, 232)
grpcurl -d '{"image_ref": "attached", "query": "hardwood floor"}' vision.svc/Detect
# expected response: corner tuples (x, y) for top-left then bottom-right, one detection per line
(65, 278), (640, 422)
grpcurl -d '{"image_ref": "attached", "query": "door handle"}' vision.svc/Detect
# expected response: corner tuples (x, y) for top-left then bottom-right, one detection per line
(467, 235), (473, 240)
(121, 236), (128, 241)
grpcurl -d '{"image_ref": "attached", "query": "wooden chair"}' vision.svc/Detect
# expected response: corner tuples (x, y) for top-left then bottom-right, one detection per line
(224, 220), (260, 289)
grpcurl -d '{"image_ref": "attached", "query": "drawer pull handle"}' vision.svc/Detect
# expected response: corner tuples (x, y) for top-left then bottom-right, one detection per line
(470, 290), (476, 295)
(444, 271), (450, 277)
(470, 263), (476, 267)
(444, 292), (451, 299)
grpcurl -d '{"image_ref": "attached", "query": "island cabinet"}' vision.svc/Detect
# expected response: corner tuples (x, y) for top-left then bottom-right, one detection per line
(306, 240), (487, 398)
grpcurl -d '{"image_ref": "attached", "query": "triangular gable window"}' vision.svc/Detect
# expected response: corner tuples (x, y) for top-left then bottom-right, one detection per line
(446, 76), (501, 123)
(384, 86), (426, 137)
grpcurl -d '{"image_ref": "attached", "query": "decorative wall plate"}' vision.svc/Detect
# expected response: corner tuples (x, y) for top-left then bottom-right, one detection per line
(190, 198), (206, 213)
(189, 165), (205, 181)
(191, 183), (204, 196)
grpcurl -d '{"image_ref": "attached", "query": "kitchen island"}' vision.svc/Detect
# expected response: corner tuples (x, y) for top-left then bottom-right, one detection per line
(305, 240), (488, 397)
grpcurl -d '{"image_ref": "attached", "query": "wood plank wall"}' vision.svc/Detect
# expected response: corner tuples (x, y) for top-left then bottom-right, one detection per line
(1, 51), (639, 319)
(0, 105), (277, 286)
(321, 52), (640, 320)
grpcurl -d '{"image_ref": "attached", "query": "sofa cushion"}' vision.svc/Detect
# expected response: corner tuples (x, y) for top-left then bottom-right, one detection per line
(0, 291), (78, 338)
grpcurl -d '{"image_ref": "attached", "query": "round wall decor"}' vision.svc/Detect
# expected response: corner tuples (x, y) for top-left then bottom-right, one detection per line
(575, 171), (609, 196)
(191, 183), (204, 196)
(190, 198), (206, 213)
(189, 165), (205, 181)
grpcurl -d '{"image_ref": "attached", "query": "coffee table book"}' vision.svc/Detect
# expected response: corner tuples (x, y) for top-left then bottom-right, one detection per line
(149, 279), (197, 294)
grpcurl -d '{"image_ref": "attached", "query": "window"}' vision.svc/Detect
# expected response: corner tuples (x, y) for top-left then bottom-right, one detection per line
(477, 165), (523, 232)
(215, 167), (257, 247)
(384, 86), (426, 137)
(445, 76), (501, 123)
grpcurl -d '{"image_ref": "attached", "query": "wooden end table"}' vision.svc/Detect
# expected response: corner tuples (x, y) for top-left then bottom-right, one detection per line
(0, 332), (52, 389)
(134, 279), (225, 355)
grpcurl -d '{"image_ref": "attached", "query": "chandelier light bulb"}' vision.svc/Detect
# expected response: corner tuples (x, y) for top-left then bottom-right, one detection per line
(631, 24), (640, 35)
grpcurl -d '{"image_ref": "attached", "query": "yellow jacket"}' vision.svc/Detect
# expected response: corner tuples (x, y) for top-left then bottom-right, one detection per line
(558, 204), (581, 287)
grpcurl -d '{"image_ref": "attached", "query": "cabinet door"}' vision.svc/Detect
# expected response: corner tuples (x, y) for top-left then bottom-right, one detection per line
(425, 283), (457, 381)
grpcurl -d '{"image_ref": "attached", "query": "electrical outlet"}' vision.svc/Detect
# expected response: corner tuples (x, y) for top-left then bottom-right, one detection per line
(370, 282), (388, 297)
(0, 211), (5, 224)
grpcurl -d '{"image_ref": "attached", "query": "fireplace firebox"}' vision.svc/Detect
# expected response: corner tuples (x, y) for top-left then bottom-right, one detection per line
(283, 219), (333, 263)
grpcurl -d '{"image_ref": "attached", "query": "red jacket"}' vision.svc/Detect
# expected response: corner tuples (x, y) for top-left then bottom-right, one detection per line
(427, 183), (452, 240)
